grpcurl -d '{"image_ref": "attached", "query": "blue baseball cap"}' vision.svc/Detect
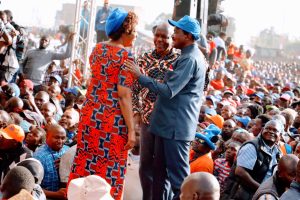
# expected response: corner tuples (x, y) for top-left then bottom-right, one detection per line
(105, 8), (128, 36)
(206, 95), (217, 108)
(204, 108), (217, 116)
(254, 91), (264, 99)
(50, 75), (62, 85)
(168, 15), (201, 40)
(64, 86), (86, 96)
(0, 83), (20, 97)
(234, 115), (251, 128)
(195, 124), (221, 150)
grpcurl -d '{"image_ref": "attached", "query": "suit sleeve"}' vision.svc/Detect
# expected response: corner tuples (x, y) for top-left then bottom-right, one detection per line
(138, 57), (195, 99)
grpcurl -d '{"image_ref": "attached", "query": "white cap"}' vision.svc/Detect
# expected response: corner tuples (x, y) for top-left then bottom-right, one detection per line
(67, 175), (114, 200)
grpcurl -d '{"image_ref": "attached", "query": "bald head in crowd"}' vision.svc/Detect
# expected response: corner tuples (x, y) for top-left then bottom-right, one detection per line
(1, 166), (35, 199)
(59, 108), (80, 130)
(277, 154), (299, 188)
(180, 172), (220, 200)
(0, 110), (12, 128)
(5, 97), (24, 113)
(41, 102), (57, 119)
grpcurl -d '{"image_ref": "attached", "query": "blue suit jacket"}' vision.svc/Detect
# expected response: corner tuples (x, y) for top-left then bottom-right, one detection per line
(138, 44), (206, 141)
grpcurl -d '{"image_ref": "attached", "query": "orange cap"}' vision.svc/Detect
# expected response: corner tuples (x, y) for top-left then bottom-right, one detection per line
(0, 124), (25, 142)
(205, 114), (224, 129)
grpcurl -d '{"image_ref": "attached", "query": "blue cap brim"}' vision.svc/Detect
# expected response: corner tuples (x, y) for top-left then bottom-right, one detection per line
(195, 133), (216, 150)
(168, 19), (200, 40)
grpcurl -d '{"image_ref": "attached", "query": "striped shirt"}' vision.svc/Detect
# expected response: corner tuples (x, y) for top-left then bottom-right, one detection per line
(237, 141), (280, 182)
(213, 158), (231, 192)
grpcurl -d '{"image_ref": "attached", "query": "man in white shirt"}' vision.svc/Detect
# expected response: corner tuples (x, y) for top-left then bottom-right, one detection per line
(214, 32), (227, 61)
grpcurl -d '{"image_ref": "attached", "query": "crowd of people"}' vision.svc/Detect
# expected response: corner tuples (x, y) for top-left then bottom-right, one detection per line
(0, 1), (300, 200)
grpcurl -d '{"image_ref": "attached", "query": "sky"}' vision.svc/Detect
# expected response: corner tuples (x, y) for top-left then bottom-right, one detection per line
(222, 0), (300, 44)
(1, 0), (300, 45)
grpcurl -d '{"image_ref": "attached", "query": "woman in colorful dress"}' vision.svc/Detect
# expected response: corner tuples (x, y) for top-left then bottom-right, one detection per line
(69, 8), (138, 199)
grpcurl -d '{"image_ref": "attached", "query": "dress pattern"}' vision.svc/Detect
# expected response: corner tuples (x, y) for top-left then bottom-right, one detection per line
(69, 43), (135, 199)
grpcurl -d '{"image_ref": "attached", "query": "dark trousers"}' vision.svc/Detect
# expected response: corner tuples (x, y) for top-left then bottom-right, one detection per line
(152, 135), (190, 200)
(139, 123), (155, 200)
(96, 30), (108, 43)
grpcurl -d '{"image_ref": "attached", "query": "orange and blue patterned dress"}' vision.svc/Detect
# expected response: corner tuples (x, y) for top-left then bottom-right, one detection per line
(69, 43), (135, 199)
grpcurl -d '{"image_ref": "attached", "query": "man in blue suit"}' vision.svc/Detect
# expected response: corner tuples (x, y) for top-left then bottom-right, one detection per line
(95, 0), (112, 42)
(125, 16), (206, 200)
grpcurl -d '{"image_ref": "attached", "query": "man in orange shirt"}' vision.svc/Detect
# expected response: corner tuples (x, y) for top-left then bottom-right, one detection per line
(190, 124), (221, 174)
(226, 37), (235, 60)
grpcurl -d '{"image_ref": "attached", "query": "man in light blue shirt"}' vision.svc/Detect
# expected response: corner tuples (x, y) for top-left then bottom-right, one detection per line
(234, 120), (283, 200)
(34, 124), (69, 199)
(125, 15), (206, 199)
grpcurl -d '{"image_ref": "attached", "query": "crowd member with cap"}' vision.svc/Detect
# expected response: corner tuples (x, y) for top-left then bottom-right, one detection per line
(63, 86), (86, 109)
(69, 8), (138, 200)
(180, 172), (220, 200)
(0, 166), (35, 199)
(253, 91), (264, 105)
(33, 124), (69, 199)
(214, 141), (241, 193)
(230, 120), (283, 200)
(280, 160), (300, 200)
(205, 114), (224, 129)
(252, 154), (299, 200)
(17, 158), (47, 200)
(205, 95), (217, 109)
(131, 22), (179, 200)
(48, 74), (62, 87)
(126, 14), (206, 199)
(279, 93), (292, 109)
(190, 124), (221, 174)
(22, 32), (75, 93)
(0, 124), (32, 184)
(43, 61), (68, 86)
(234, 115), (251, 129)
(47, 84), (63, 116)
(19, 79), (34, 99)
